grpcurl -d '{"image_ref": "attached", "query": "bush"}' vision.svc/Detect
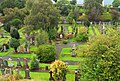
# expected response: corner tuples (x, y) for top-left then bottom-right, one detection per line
(63, 40), (68, 44)
(4, 22), (11, 32)
(35, 30), (49, 46)
(10, 28), (20, 39)
(76, 33), (88, 42)
(36, 45), (56, 63)
(30, 55), (39, 70)
(50, 60), (68, 80)
(10, 18), (22, 29)
(80, 34), (120, 81)
(9, 38), (20, 52)
(48, 29), (57, 40)
(84, 20), (90, 27)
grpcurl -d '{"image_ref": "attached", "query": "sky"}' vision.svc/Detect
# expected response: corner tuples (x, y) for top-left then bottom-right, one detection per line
(77, 0), (114, 4)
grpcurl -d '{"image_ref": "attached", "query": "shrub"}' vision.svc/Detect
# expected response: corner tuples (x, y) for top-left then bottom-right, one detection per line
(48, 29), (57, 40)
(4, 22), (11, 32)
(50, 60), (68, 80)
(80, 34), (120, 81)
(10, 28), (20, 39)
(10, 18), (22, 29)
(76, 33), (88, 42)
(35, 30), (49, 46)
(30, 55), (39, 70)
(9, 38), (20, 52)
(36, 45), (56, 63)
(63, 40), (68, 44)
(84, 20), (90, 27)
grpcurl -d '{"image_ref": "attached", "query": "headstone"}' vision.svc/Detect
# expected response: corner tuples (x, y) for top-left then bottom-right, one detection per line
(75, 70), (78, 81)
(23, 58), (29, 69)
(3, 46), (6, 52)
(8, 58), (14, 68)
(45, 66), (48, 70)
(20, 46), (23, 53)
(18, 46), (20, 53)
(49, 71), (54, 81)
(16, 58), (22, 68)
(0, 58), (4, 67)
(1, 64), (5, 75)
(30, 38), (33, 44)
(36, 59), (39, 70)
(3, 60), (8, 68)
(72, 50), (75, 57)
(24, 69), (31, 79)
(60, 34), (63, 39)
(24, 48), (27, 53)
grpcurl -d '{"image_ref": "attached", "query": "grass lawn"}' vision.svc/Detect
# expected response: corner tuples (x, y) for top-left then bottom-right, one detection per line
(0, 48), (13, 56)
(10, 53), (35, 59)
(94, 27), (101, 35)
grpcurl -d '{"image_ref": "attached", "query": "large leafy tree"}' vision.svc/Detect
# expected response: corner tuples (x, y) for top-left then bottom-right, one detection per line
(25, 0), (60, 32)
(79, 32), (120, 80)
(0, 0), (25, 13)
(84, 0), (103, 21)
(112, 0), (120, 7)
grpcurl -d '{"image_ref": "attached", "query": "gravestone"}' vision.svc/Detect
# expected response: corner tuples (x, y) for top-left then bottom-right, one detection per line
(24, 69), (31, 79)
(8, 58), (14, 68)
(17, 46), (20, 53)
(0, 58), (4, 67)
(45, 66), (48, 70)
(23, 58), (29, 69)
(71, 44), (76, 57)
(16, 58), (22, 68)
(24, 48), (27, 53)
(36, 59), (39, 70)
(3, 46), (7, 52)
(60, 34), (63, 39)
(20, 46), (23, 53)
(49, 71), (54, 81)
(1, 64), (5, 75)
(3, 60), (8, 68)
(75, 70), (78, 81)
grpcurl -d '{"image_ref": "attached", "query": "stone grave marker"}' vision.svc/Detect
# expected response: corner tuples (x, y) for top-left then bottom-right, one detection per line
(3, 60), (8, 68)
(23, 58), (29, 69)
(24, 69), (31, 79)
(16, 58), (22, 68)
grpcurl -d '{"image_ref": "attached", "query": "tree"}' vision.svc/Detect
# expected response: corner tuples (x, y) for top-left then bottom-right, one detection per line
(10, 28), (20, 39)
(70, 0), (77, 5)
(79, 33), (120, 80)
(10, 38), (20, 52)
(35, 30), (49, 46)
(10, 18), (22, 29)
(112, 0), (120, 7)
(84, 0), (103, 21)
(25, 0), (60, 32)
(4, 22), (10, 32)
(56, 0), (71, 16)
(0, 0), (25, 13)
(48, 29), (57, 40)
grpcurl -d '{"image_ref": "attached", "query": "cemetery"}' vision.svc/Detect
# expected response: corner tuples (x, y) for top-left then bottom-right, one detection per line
(0, 0), (120, 81)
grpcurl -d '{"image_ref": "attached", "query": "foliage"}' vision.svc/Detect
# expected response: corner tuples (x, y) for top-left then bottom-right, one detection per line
(84, 20), (90, 27)
(0, 0), (25, 13)
(30, 55), (38, 70)
(35, 30), (49, 46)
(25, 0), (60, 32)
(56, 0), (71, 16)
(10, 28), (20, 39)
(101, 12), (112, 22)
(3, 7), (28, 23)
(63, 40), (69, 44)
(76, 27), (88, 42)
(4, 22), (10, 32)
(9, 38), (20, 52)
(36, 45), (56, 63)
(48, 29), (57, 40)
(70, 0), (77, 5)
(80, 33), (120, 81)
(50, 60), (68, 80)
(10, 18), (22, 29)
(84, 0), (103, 21)
(77, 14), (88, 21)
(112, 0), (120, 7)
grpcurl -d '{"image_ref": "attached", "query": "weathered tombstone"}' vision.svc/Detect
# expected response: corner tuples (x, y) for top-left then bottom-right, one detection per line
(24, 69), (31, 79)
(3, 46), (7, 52)
(75, 70), (78, 81)
(72, 44), (76, 57)
(17, 46), (20, 53)
(30, 38), (33, 44)
(0, 58), (4, 67)
(1, 64), (5, 75)
(49, 71), (54, 81)
(45, 66), (48, 70)
(60, 34), (63, 39)
(24, 47), (27, 53)
(20, 46), (23, 53)
(23, 58), (29, 69)
(3, 60), (8, 68)
(8, 58), (14, 68)
(16, 58), (22, 68)
(36, 59), (39, 70)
